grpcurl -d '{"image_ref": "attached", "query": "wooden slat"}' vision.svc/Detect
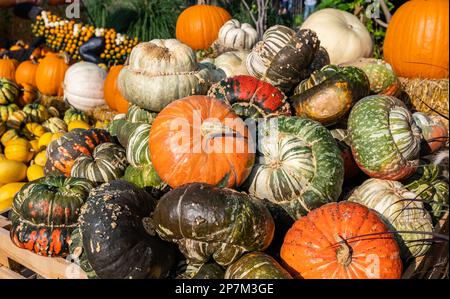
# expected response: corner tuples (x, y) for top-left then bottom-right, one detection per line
(0, 215), (9, 229)
(0, 226), (87, 279)
(0, 266), (25, 279)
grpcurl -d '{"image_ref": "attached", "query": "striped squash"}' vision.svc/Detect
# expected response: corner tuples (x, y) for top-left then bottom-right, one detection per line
(123, 164), (164, 189)
(225, 252), (292, 279)
(23, 103), (50, 123)
(42, 117), (68, 133)
(0, 103), (20, 122)
(126, 105), (157, 124)
(71, 142), (128, 183)
(348, 95), (421, 180)
(64, 107), (90, 124)
(0, 78), (20, 105)
(246, 26), (320, 92)
(218, 19), (258, 51)
(244, 117), (344, 219)
(348, 178), (433, 258)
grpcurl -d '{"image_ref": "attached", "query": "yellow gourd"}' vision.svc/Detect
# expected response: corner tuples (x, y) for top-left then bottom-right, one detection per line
(4, 138), (34, 163)
(0, 182), (26, 212)
(27, 164), (44, 181)
(34, 150), (47, 167)
(68, 120), (91, 131)
(29, 139), (40, 152)
(0, 160), (27, 184)
(51, 131), (65, 142)
(38, 132), (54, 149)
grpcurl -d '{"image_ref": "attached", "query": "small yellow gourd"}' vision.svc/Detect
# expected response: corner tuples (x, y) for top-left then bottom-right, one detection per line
(0, 182), (26, 212)
(27, 164), (44, 181)
(34, 150), (47, 167)
(4, 138), (34, 163)
(0, 160), (27, 184)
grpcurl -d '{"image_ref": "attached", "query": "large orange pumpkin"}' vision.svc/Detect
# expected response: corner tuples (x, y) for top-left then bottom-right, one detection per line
(280, 201), (402, 279)
(35, 53), (69, 96)
(176, 3), (232, 50)
(149, 95), (255, 188)
(104, 65), (129, 113)
(15, 60), (39, 87)
(383, 0), (449, 78)
(0, 57), (18, 81)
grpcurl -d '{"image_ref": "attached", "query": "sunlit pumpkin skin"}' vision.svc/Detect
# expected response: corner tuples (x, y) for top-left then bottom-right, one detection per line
(45, 128), (111, 176)
(0, 57), (17, 81)
(0, 78), (20, 105)
(244, 117), (344, 219)
(383, 0), (449, 78)
(342, 58), (401, 96)
(291, 65), (370, 125)
(207, 75), (291, 119)
(149, 96), (255, 189)
(78, 180), (176, 279)
(35, 53), (69, 96)
(104, 65), (129, 113)
(348, 95), (421, 180)
(71, 142), (128, 184)
(225, 252), (292, 279)
(208, 51), (250, 77)
(0, 160), (27, 184)
(281, 201), (402, 279)
(15, 60), (38, 87)
(9, 176), (94, 257)
(152, 183), (274, 266)
(17, 83), (39, 107)
(176, 4), (232, 50)
(412, 112), (448, 154)
(218, 19), (259, 51)
(4, 138), (34, 163)
(348, 178), (433, 258)
(246, 26), (320, 92)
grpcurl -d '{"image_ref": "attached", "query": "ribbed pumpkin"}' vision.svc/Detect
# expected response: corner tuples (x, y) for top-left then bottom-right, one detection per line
(35, 53), (70, 96)
(4, 138), (34, 163)
(280, 201), (403, 279)
(383, 0), (449, 78)
(15, 60), (39, 87)
(176, 3), (232, 50)
(0, 78), (20, 105)
(104, 65), (129, 113)
(348, 95), (421, 180)
(63, 107), (89, 124)
(218, 19), (259, 51)
(17, 83), (39, 107)
(0, 103), (20, 122)
(412, 112), (448, 154)
(149, 96), (255, 189)
(225, 252), (292, 279)
(23, 103), (50, 123)
(9, 176), (94, 257)
(348, 178), (433, 258)
(42, 117), (68, 133)
(0, 57), (17, 81)
(22, 123), (48, 140)
(244, 117), (344, 219)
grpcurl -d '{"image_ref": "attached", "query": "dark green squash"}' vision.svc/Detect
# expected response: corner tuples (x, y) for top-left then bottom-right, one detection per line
(193, 263), (225, 279)
(290, 65), (370, 126)
(78, 180), (176, 279)
(68, 227), (97, 279)
(152, 183), (275, 266)
(9, 176), (94, 257)
(225, 252), (292, 279)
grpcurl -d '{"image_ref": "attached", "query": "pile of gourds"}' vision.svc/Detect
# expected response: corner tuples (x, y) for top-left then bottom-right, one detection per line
(0, 0), (448, 280)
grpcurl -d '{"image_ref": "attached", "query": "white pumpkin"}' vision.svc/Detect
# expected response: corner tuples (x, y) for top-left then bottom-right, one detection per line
(218, 19), (259, 51)
(301, 8), (373, 64)
(63, 62), (107, 112)
(212, 51), (250, 77)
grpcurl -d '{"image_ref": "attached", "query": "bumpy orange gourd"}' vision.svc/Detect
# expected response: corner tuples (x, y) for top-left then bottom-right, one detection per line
(149, 96), (254, 188)
(35, 53), (69, 96)
(104, 65), (129, 113)
(281, 201), (403, 279)
(0, 57), (18, 81)
(176, 3), (232, 50)
(383, 0), (449, 78)
(15, 60), (39, 87)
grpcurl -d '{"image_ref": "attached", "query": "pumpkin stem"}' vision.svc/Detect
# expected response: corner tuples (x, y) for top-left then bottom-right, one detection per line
(335, 235), (352, 267)
(201, 120), (244, 141)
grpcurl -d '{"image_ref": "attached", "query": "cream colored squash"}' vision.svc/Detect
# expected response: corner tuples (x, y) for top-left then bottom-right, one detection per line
(211, 51), (250, 77)
(118, 39), (224, 112)
(63, 62), (107, 112)
(301, 8), (373, 64)
(218, 19), (259, 51)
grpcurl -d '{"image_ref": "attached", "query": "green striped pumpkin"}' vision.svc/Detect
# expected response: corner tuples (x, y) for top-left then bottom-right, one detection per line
(64, 107), (90, 124)
(71, 142), (128, 183)
(348, 95), (421, 180)
(244, 117), (344, 219)
(126, 105), (157, 124)
(225, 252), (292, 279)
(123, 164), (164, 189)
(348, 178), (433, 258)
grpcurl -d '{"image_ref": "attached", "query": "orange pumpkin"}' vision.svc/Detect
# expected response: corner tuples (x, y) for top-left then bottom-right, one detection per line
(384, 0), (449, 78)
(176, 3), (232, 50)
(15, 60), (39, 87)
(16, 83), (39, 107)
(149, 95), (255, 188)
(0, 57), (18, 81)
(104, 65), (129, 113)
(35, 53), (69, 96)
(280, 201), (402, 279)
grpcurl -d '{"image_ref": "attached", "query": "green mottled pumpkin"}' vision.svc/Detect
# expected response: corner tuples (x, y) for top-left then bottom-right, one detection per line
(348, 178), (433, 258)
(9, 176), (94, 257)
(23, 103), (50, 123)
(152, 183), (275, 266)
(291, 65), (370, 126)
(348, 95), (421, 180)
(225, 252), (292, 279)
(64, 107), (90, 124)
(79, 180), (176, 279)
(126, 105), (157, 124)
(71, 142), (128, 183)
(123, 164), (164, 189)
(244, 117), (344, 219)
(68, 227), (97, 279)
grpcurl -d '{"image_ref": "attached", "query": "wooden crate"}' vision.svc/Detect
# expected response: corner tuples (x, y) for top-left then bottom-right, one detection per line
(0, 209), (87, 279)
